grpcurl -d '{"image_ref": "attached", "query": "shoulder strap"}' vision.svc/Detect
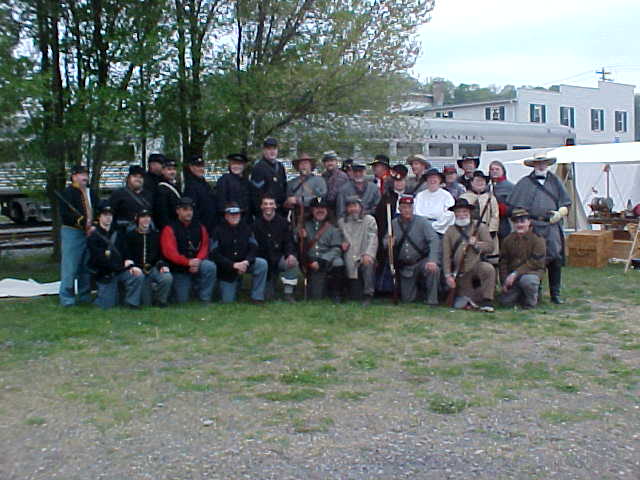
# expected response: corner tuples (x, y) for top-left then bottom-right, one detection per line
(396, 219), (424, 257)
(158, 182), (181, 199)
(451, 226), (468, 256)
(527, 175), (559, 209)
(291, 175), (310, 195)
(307, 221), (332, 251)
(124, 187), (151, 210)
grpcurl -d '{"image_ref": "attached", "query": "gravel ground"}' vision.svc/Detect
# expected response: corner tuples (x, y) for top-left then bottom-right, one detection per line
(1, 301), (639, 479)
(2, 363), (639, 478)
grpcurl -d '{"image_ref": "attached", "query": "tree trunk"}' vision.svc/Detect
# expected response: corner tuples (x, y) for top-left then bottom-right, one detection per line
(37, 0), (66, 261)
(90, 0), (109, 192)
(175, 0), (190, 162)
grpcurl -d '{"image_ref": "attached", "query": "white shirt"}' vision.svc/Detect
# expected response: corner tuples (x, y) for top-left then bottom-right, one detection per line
(413, 188), (455, 234)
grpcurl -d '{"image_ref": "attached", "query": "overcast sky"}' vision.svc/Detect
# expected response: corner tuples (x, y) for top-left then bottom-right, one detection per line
(412, 0), (640, 91)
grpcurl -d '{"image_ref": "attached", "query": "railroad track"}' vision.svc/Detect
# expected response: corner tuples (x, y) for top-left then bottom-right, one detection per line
(0, 226), (53, 250)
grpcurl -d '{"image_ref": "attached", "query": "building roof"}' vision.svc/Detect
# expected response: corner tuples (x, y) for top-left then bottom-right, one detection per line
(401, 98), (516, 114)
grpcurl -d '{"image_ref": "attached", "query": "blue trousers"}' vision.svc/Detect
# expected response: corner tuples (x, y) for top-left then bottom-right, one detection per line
(59, 226), (92, 306)
(94, 270), (144, 309)
(219, 257), (268, 303)
(141, 267), (173, 306)
(172, 259), (216, 303)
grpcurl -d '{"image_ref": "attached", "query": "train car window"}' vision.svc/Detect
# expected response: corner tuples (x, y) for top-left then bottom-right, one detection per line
(459, 143), (481, 157)
(512, 145), (531, 150)
(428, 143), (453, 157)
(396, 142), (423, 159)
(487, 144), (507, 151)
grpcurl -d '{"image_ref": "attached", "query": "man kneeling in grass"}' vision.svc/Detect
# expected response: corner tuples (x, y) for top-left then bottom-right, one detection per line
(210, 202), (267, 304)
(88, 202), (144, 309)
(499, 208), (546, 309)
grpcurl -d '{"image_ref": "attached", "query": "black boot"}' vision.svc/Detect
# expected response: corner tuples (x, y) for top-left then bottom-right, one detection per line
(548, 259), (564, 304)
(327, 266), (345, 303)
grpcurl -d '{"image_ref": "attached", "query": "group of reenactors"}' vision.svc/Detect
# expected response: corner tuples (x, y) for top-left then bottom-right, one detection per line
(58, 137), (571, 311)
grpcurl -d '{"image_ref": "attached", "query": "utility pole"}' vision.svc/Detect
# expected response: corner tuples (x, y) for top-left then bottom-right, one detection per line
(596, 67), (612, 82)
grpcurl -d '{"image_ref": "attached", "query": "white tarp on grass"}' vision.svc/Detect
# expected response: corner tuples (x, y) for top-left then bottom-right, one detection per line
(0, 278), (60, 298)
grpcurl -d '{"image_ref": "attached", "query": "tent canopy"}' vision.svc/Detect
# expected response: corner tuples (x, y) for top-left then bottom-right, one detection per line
(503, 141), (640, 165)
(480, 142), (640, 230)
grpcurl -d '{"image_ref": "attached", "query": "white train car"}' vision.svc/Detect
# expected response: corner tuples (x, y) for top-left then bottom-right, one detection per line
(370, 117), (576, 168)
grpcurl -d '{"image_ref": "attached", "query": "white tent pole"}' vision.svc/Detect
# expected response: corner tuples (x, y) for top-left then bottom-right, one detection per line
(572, 162), (578, 231)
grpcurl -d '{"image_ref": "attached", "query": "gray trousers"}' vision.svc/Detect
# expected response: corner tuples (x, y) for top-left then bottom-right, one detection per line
(141, 267), (173, 306)
(499, 274), (540, 308)
(399, 258), (439, 304)
(94, 270), (144, 309)
(265, 256), (300, 299)
(307, 265), (344, 300)
(354, 262), (376, 297)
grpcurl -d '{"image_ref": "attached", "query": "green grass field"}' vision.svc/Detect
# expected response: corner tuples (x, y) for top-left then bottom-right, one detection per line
(1, 253), (639, 451)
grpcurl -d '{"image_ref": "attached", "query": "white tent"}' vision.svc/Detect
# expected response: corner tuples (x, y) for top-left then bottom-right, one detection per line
(480, 142), (640, 230)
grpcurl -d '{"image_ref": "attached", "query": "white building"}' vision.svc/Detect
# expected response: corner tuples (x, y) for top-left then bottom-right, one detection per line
(409, 81), (635, 145)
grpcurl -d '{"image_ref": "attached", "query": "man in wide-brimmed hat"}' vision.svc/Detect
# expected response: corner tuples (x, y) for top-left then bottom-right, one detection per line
(507, 152), (571, 304)
(460, 170), (500, 265)
(336, 161), (381, 218)
(406, 154), (431, 195)
(457, 155), (479, 190)
(298, 197), (346, 302)
(498, 208), (546, 309)
(413, 168), (455, 235)
(109, 165), (154, 231)
(286, 152), (327, 208)
(443, 198), (496, 312)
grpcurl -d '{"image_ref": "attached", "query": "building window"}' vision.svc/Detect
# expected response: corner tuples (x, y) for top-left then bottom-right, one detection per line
(615, 111), (628, 132)
(428, 143), (453, 157)
(591, 109), (605, 131)
(435, 111), (454, 119)
(485, 106), (505, 121)
(529, 104), (546, 123)
(512, 145), (531, 150)
(560, 106), (575, 128)
(459, 143), (481, 157)
(487, 144), (507, 151)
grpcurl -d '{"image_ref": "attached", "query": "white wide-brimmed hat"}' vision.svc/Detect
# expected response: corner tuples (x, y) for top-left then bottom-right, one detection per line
(524, 153), (557, 168)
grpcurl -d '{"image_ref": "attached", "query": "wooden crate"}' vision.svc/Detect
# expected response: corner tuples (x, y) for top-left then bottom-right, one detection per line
(609, 239), (640, 260)
(567, 230), (613, 268)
